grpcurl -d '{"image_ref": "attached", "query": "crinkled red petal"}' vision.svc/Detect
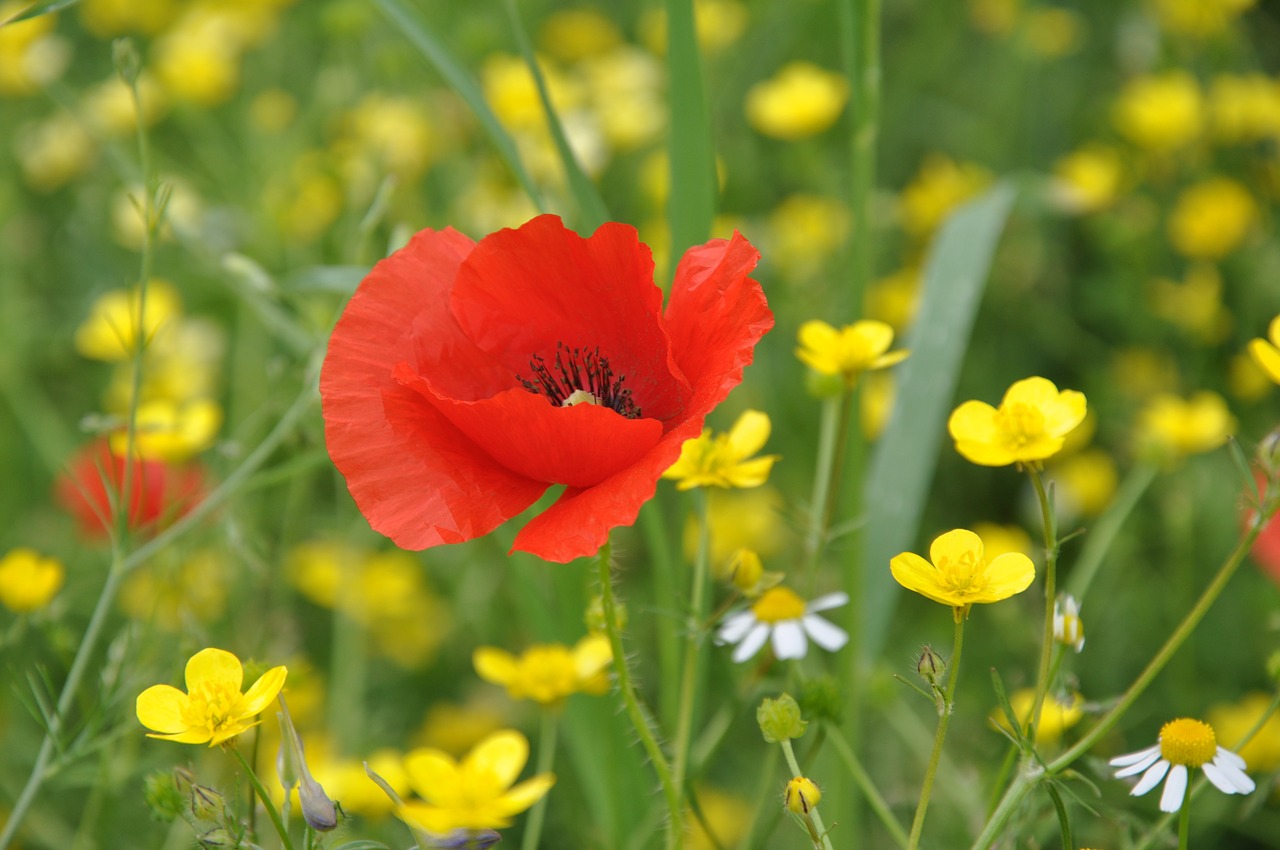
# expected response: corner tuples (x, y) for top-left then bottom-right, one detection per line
(321, 227), (548, 549)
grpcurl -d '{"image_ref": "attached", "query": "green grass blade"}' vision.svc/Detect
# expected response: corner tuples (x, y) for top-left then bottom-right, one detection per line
(502, 0), (610, 231)
(859, 182), (1017, 656)
(2, 0), (81, 25)
(665, 0), (716, 263)
(373, 0), (544, 212)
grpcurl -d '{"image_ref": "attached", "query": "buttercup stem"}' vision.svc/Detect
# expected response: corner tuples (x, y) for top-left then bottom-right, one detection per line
(231, 745), (294, 850)
(906, 614), (965, 850)
(1025, 469), (1058, 745)
(672, 491), (711, 821)
(803, 395), (843, 580)
(596, 540), (683, 850)
(779, 741), (835, 850)
(521, 709), (558, 850)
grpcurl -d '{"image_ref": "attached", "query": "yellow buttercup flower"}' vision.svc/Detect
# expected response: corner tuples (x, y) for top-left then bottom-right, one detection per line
(0, 548), (64, 613)
(1051, 448), (1119, 517)
(899, 154), (993, 237)
(890, 528), (1036, 620)
(766, 195), (851, 282)
(1207, 693), (1280, 773)
(1147, 264), (1231, 344)
(537, 8), (622, 62)
(745, 62), (849, 140)
(1210, 74), (1280, 144)
(664, 410), (779, 490)
(1050, 144), (1124, 214)
(0, 1), (68, 95)
(1167, 177), (1256, 260)
(473, 635), (612, 705)
(136, 647), (287, 746)
(108, 398), (223, 462)
(398, 730), (555, 832)
(13, 112), (95, 192)
(1150, 0), (1255, 39)
(1136, 391), (1235, 462)
(74, 280), (183, 362)
(948, 377), (1087, 467)
(991, 689), (1084, 744)
(972, 522), (1035, 562)
(1112, 71), (1204, 152)
(1248, 315), (1280, 384)
(796, 319), (909, 387)
(639, 0), (749, 55)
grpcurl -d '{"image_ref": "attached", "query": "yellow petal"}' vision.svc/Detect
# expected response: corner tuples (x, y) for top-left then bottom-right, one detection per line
(399, 801), (484, 833)
(1249, 337), (1280, 384)
(979, 552), (1036, 601)
(929, 528), (984, 569)
(493, 773), (556, 817)
(1270, 315), (1280, 347)
(726, 410), (772, 459)
(186, 647), (243, 694)
(209, 718), (256, 747)
(722, 455), (778, 488)
(473, 647), (519, 687)
(238, 665), (287, 718)
(465, 730), (528, 789)
(146, 728), (213, 744)
(1042, 389), (1087, 437)
(1002, 376), (1061, 408)
(947, 400), (1000, 445)
(889, 551), (957, 606)
(572, 634), (612, 680)
(404, 748), (462, 803)
(136, 684), (191, 734)
(870, 349), (910, 370)
(850, 320), (895, 358)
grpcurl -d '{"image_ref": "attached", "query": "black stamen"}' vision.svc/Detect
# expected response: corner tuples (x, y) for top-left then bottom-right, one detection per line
(518, 343), (641, 419)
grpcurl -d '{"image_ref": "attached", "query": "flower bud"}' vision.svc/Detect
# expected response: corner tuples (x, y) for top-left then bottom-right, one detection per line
(783, 776), (822, 815)
(729, 549), (764, 593)
(916, 645), (945, 687)
(112, 38), (141, 86)
(142, 770), (185, 823)
(189, 785), (227, 823)
(277, 695), (338, 831)
(758, 693), (807, 743)
(198, 827), (235, 847)
(585, 594), (627, 633)
(424, 829), (504, 849)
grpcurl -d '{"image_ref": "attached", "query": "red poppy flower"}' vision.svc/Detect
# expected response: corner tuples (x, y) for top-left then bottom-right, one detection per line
(321, 214), (772, 563)
(1248, 473), (1280, 585)
(55, 439), (206, 538)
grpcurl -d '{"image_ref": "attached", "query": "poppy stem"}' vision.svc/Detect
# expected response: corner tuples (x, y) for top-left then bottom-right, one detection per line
(596, 539), (683, 850)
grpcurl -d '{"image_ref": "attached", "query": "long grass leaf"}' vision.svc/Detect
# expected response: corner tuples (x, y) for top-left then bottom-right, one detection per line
(665, 0), (716, 263)
(859, 182), (1017, 655)
(374, 0), (544, 212)
(2, 0), (80, 25)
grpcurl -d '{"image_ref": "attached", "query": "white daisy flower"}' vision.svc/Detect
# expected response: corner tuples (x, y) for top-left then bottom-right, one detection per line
(1053, 594), (1085, 652)
(716, 587), (848, 663)
(1109, 718), (1255, 813)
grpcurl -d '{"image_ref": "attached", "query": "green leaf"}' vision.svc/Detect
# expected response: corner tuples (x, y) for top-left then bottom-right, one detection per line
(664, 0), (717, 265)
(859, 182), (1017, 655)
(281, 265), (370, 294)
(373, 0), (544, 212)
(2, 0), (81, 25)
(503, 0), (609, 231)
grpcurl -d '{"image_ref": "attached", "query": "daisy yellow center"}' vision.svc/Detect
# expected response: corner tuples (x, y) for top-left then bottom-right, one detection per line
(995, 402), (1046, 447)
(751, 587), (806, 623)
(518, 342), (641, 419)
(1159, 718), (1217, 767)
(183, 681), (238, 732)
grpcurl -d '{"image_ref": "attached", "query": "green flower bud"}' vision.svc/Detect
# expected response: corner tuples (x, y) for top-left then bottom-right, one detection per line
(917, 645), (945, 687)
(758, 693), (807, 743)
(111, 38), (141, 86)
(142, 770), (185, 823)
(189, 785), (227, 823)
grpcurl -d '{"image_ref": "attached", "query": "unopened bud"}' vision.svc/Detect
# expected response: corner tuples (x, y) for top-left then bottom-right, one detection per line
(758, 693), (807, 743)
(729, 549), (764, 592)
(189, 785), (226, 823)
(142, 770), (185, 823)
(917, 645), (945, 687)
(783, 776), (822, 815)
(424, 829), (504, 849)
(277, 695), (338, 831)
(112, 38), (141, 86)
(198, 827), (235, 847)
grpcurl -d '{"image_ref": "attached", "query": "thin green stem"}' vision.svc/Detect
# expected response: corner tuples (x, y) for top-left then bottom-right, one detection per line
(596, 540), (683, 850)
(230, 746), (294, 850)
(521, 709), (558, 850)
(824, 722), (909, 848)
(906, 614), (965, 850)
(672, 491), (711, 816)
(838, 0), (880, 313)
(1177, 800), (1190, 850)
(1025, 469), (1058, 746)
(803, 396), (843, 579)
(779, 741), (835, 850)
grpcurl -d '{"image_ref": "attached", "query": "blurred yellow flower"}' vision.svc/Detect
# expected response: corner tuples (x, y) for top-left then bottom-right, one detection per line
(969, 0), (1019, 36)
(1050, 448), (1119, 517)
(537, 8), (622, 62)
(398, 730), (555, 832)
(344, 93), (440, 180)
(119, 549), (228, 630)
(865, 266), (922, 331)
(796, 319), (909, 387)
(766, 194), (851, 282)
(13, 112), (95, 192)
(991, 689), (1084, 744)
(1210, 74), (1280, 144)
(745, 62), (849, 140)
(664, 410), (779, 489)
(948, 377), (1087, 467)
(1228, 351), (1273, 400)
(1136, 391), (1235, 461)
(248, 88), (298, 134)
(1150, 0), (1255, 38)
(0, 548), (64, 613)
(899, 154), (993, 237)
(266, 150), (344, 244)
(474, 635), (612, 705)
(0, 1), (69, 95)
(280, 740), (408, 819)
(685, 487), (786, 565)
(688, 787), (754, 850)
(152, 29), (240, 106)
(639, 0), (749, 55)
(109, 398), (222, 462)
(1109, 347), (1180, 401)
(581, 47), (666, 150)
(1167, 177), (1256, 260)
(972, 522), (1036, 561)
(1050, 144), (1124, 214)
(79, 0), (177, 37)
(1248, 315), (1280, 384)
(482, 52), (583, 132)
(82, 72), (167, 136)
(719, 548), (784, 598)
(1021, 8), (1084, 58)
(891, 529), (1036, 620)
(1147, 264), (1232, 343)
(136, 647), (287, 746)
(75, 280), (183, 362)
(417, 698), (510, 757)
(110, 179), (203, 250)
(1112, 71), (1204, 152)
(860, 371), (896, 441)
(1206, 693), (1280, 773)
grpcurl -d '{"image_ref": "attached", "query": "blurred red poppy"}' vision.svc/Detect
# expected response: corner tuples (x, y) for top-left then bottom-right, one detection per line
(321, 214), (772, 563)
(55, 439), (206, 538)
(1250, 473), (1280, 584)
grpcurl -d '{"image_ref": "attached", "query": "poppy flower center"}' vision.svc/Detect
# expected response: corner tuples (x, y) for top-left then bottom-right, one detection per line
(518, 343), (641, 419)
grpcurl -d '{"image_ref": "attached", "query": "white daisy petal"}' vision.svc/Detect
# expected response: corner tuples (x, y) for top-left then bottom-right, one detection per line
(717, 611), (757, 644)
(772, 621), (807, 659)
(1114, 750), (1163, 778)
(1158, 764), (1188, 813)
(1130, 759), (1170, 797)
(732, 623), (771, 663)
(1109, 744), (1162, 768)
(807, 592), (849, 613)
(802, 614), (849, 652)
(1213, 747), (1247, 771)
(1205, 755), (1255, 795)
